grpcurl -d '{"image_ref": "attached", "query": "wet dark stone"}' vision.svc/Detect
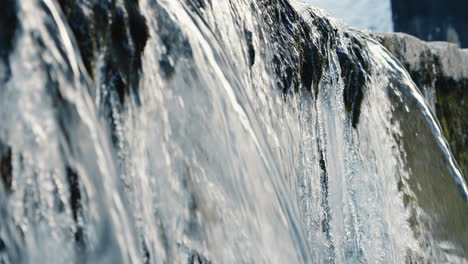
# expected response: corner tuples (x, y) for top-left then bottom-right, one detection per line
(56, 0), (151, 154)
(187, 0), (211, 11)
(262, 0), (341, 97)
(110, 8), (133, 70)
(264, 1), (320, 95)
(57, 0), (95, 77)
(245, 29), (256, 67)
(391, 0), (468, 48)
(0, 0), (19, 59)
(0, 0), (19, 83)
(66, 166), (84, 246)
(90, 2), (113, 50)
(66, 167), (81, 222)
(142, 239), (150, 264)
(318, 146), (336, 259)
(106, 17), (131, 105)
(337, 37), (369, 128)
(125, 0), (149, 58)
(107, 5), (144, 104)
(188, 250), (210, 264)
(272, 54), (296, 94)
(0, 141), (13, 193)
(300, 26), (323, 95)
(0, 237), (5, 252)
(319, 150), (326, 173)
(58, 0), (149, 105)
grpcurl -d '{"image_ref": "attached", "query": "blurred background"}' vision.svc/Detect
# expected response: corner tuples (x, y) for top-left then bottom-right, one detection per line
(304, 0), (393, 32)
(304, 0), (468, 48)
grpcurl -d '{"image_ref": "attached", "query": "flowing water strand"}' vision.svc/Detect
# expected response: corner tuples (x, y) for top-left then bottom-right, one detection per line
(0, 0), (467, 263)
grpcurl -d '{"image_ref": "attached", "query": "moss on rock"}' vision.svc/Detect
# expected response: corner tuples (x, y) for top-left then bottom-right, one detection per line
(375, 33), (468, 184)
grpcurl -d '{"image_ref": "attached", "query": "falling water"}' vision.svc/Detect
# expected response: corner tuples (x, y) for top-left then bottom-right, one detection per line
(0, 0), (467, 263)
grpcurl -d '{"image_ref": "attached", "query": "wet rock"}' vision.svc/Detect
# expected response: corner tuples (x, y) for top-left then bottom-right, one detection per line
(0, 141), (13, 193)
(337, 35), (370, 128)
(0, 0), (19, 84)
(141, 239), (150, 264)
(56, 0), (150, 152)
(57, 0), (149, 105)
(261, 1), (370, 126)
(375, 32), (468, 183)
(0, 237), (5, 252)
(186, 0), (212, 13)
(188, 250), (211, 264)
(57, 0), (96, 77)
(261, 1), (329, 95)
(66, 166), (84, 246)
(244, 29), (255, 67)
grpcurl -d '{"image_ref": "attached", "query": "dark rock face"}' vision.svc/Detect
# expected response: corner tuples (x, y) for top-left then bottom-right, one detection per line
(66, 166), (84, 247)
(54, 0), (364, 129)
(0, 0), (19, 84)
(261, 2), (370, 128)
(57, 0), (149, 105)
(261, 0), (330, 96)
(0, 141), (13, 192)
(57, 0), (149, 149)
(375, 32), (468, 184)
(336, 34), (370, 128)
(391, 0), (468, 48)
(187, 250), (211, 264)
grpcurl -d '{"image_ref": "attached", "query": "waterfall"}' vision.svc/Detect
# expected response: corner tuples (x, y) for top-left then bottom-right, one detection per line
(0, 0), (467, 263)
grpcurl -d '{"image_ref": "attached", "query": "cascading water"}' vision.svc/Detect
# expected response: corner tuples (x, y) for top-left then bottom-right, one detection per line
(0, 0), (467, 263)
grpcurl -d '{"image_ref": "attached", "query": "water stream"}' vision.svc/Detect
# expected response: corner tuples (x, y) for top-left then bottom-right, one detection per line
(0, 0), (467, 263)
